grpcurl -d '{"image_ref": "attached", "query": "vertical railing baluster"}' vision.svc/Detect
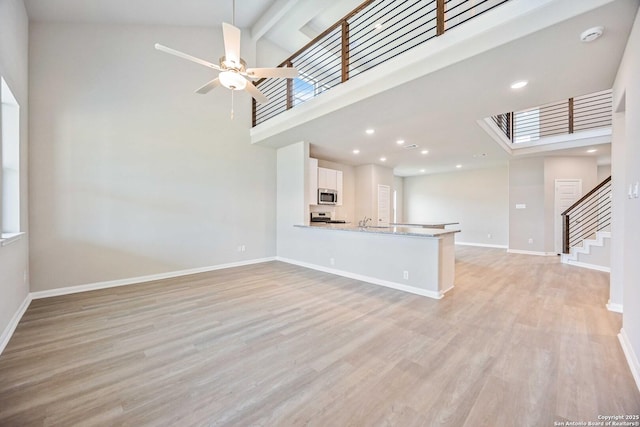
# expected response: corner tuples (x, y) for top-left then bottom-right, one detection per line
(510, 111), (514, 141)
(252, 98), (256, 127)
(341, 21), (350, 83)
(563, 214), (570, 254)
(568, 97), (574, 133)
(437, 0), (445, 36)
(286, 60), (293, 110)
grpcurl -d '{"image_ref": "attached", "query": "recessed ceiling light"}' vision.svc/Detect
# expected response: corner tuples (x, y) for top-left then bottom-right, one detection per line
(420, 169), (426, 173)
(374, 22), (383, 31)
(396, 139), (405, 145)
(365, 129), (375, 135)
(353, 149), (360, 154)
(510, 80), (528, 89)
(456, 164), (462, 168)
(380, 157), (387, 162)
(421, 150), (429, 155)
(587, 149), (597, 153)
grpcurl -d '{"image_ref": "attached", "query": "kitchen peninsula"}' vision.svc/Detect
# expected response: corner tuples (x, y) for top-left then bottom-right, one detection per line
(291, 223), (459, 299)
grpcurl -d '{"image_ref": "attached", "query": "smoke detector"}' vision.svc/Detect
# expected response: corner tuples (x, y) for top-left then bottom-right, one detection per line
(580, 26), (604, 42)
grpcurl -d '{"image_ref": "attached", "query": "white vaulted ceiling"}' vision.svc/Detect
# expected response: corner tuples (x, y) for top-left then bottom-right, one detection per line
(23, 0), (639, 175)
(23, 0), (279, 28)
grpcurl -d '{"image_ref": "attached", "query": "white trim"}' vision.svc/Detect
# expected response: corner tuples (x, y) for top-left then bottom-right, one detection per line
(507, 249), (557, 256)
(455, 241), (508, 249)
(607, 300), (623, 313)
(0, 294), (32, 356)
(30, 257), (277, 299)
(276, 256), (446, 300)
(0, 232), (25, 247)
(562, 259), (610, 273)
(619, 328), (640, 393)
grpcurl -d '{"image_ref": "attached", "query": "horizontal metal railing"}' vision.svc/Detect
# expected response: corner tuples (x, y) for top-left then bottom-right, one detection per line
(253, 0), (511, 126)
(492, 89), (612, 144)
(561, 176), (611, 254)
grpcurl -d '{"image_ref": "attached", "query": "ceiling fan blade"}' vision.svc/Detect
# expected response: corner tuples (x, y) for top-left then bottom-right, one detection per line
(195, 78), (221, 95)
(155, 43), (221, 71)
(222, 22), (242, 67)
(244, 80), (269, 104)
(245, 67), (299, 79)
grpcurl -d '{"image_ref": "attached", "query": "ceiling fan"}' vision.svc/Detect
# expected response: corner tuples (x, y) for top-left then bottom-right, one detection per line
(154, 1), (298, 110)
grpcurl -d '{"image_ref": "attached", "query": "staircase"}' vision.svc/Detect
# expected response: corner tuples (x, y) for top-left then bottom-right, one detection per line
(561, 176), (611, 272)
(561, 230), (611, 272)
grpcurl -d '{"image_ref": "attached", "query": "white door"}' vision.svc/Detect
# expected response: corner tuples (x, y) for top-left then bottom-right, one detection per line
(377, 185), (390, 226)
(555, 179), (582, 254)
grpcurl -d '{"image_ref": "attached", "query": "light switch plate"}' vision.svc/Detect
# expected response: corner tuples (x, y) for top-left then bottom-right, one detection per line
(515, 204), (526, 209)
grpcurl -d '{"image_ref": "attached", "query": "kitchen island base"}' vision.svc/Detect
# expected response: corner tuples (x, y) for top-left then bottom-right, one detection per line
(284, 225), (457, 299)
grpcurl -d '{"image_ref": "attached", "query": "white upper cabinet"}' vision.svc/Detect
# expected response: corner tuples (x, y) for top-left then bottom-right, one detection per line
(312, 161), (343, 205)
(318, 167), (336, 190)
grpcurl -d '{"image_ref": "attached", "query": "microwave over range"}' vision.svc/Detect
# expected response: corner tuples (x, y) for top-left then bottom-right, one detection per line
(318, 188), (338, 205)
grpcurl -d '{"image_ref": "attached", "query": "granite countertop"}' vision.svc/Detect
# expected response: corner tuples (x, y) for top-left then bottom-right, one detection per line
(296, 223), (460, 238)
(390, 222), (459, 228)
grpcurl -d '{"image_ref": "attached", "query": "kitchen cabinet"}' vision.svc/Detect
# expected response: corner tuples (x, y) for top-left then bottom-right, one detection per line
(318, 167), (336, 190)
(318, 167), (343, 206)
(310, 160), (343, 206)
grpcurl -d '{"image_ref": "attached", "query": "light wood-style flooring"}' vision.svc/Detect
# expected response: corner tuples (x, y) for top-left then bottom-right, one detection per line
(0, 247), (638, 426)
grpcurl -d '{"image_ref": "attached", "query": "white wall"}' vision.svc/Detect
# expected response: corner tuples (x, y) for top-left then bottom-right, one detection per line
(28, 22), (277, 291)
(276, 141), (308, 258)
(509, 157), (546, 252)
(0, 0), (30, 345)
(597, 164), (612, 182)
(508, 157), (598, 254)
(393, 175), (404, 223)
(543, 157), (598, 253)
(354, 164), (394, 224)
(405, 166), (508, 246)
(612, 6), (640, 389)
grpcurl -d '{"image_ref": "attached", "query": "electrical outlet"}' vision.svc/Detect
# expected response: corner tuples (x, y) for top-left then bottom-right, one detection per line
(330, 258), (335, 266)
(241, 245), (246, 252)
(528, 238), (533, 244)
(403, 271), (409, 280)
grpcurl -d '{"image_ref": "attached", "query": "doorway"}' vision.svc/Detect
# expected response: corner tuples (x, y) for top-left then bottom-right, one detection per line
(377, 184), (390, 226)
(555, 179), (582, 254)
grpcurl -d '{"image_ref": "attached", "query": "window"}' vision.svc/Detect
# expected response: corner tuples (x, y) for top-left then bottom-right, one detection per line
(293, 73), (319, 106)
(1, 77), (21, 239)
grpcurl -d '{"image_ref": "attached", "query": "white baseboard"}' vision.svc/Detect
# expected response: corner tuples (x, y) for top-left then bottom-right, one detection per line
(607, 300), (623, 313)
(30, 257), (277, 300)
(507, 249), (557, 256)
(619, 328), (640, 393)
(563, 259), (611, 273)
(455, 241), (508, 249)
(0, 294), (32, 356)
(276, 257), (445, 300)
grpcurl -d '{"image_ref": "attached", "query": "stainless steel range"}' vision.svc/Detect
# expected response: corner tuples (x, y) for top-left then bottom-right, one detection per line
(310, 212), (346, 224)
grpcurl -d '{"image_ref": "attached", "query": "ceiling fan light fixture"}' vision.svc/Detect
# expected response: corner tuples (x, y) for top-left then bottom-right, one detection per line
(219, 71), (246, 90)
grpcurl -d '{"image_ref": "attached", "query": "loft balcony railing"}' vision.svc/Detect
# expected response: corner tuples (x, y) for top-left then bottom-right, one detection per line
(561, 176), (611, 254)
(252, 0), (511, 127)
(492, 89), (613, 144)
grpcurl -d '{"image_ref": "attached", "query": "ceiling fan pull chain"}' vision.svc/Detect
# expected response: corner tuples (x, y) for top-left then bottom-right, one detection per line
(232, 0), (235, 26)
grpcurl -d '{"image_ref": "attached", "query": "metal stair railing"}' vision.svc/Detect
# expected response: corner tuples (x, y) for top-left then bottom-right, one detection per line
(561, 176), (611, 254)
